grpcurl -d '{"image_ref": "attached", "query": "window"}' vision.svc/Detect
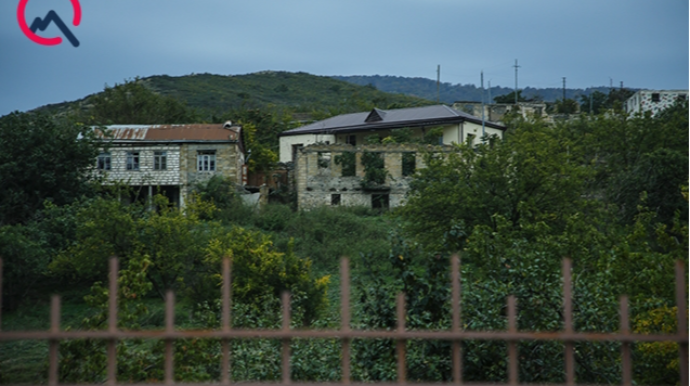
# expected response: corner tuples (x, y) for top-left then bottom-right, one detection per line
(97, 152), (111, 170)
(197, 150), (216, 171)
(154, 151), (167, 170)
(126, 152), (140, 170)
(466, 134), (476, 147)
(372, 194), (389, 210)
(402, 153), (416, 176)
(346, 135), (357, 146)
(331, 194), (341, 206)
(291, 144), (303, 164)
(651, 93), (660, 102)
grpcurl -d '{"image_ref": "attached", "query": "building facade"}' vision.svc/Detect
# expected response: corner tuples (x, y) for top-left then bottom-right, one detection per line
(93, 123), (245, 207)
(279, 105), (505, 164)
(295, 143), (455, 210)
(625, 90), (688, 117)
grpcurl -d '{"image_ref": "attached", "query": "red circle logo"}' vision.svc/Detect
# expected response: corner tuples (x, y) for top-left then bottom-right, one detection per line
(17, 0), (81, 46)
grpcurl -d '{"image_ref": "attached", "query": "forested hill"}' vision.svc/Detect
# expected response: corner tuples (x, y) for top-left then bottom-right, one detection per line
(333, 74), (613, 103)
(35, 72), (433, 117)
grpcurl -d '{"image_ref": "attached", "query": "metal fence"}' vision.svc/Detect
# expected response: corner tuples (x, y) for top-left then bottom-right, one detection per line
(0, 256), (687, 386)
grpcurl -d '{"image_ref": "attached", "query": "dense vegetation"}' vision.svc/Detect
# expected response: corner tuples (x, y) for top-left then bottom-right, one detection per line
(0, 88), (687, 384)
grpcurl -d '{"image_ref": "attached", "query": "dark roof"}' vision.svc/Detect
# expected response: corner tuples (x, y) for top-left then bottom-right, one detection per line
(279, 105), (505, 137)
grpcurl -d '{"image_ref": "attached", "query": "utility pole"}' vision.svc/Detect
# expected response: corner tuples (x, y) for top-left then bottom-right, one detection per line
(481, 71), (485, 139)
(488, 80), (492, 104)
(436, 65), (440, 104)
(589, 88), (593, 114)
(513, 59), (520, 105)
(562, 77), (566, 101)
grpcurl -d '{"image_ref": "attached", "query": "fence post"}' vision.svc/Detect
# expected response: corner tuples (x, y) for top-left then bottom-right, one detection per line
(507, 295), (518, 385)
(341, 258), (351, 384)
(451, 254), (462, 385)
(620, 295), (631, 386)
(396, 293), (407, 384)
(221, 258), (232, 384)
(165, 291), (175, 385)
(107, 257), (119, 386)
(562, 258), (575, 386)
(282, 291), (291, 384)
(676, 261), (688, 386)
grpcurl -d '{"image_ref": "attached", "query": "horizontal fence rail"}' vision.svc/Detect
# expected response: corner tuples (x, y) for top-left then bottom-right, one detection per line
(0, 256), (687, 386)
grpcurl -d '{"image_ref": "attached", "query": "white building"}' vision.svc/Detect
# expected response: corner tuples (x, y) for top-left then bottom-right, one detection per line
(626, 90), (688, 117)
(278, 105), (506, 164)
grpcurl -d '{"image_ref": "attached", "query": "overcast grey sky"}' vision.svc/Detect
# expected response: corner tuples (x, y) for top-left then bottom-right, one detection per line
(1, 0), (688, 116)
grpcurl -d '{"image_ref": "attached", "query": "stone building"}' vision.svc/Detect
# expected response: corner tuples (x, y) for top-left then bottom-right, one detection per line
(279, 104), (505, 164)
(92, 122), (245, 207)
(625, 89), (688, 117)
(295, 142), (455, 210)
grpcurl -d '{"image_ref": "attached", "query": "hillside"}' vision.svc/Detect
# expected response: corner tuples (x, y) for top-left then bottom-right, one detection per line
(333, 75), (614, 104)
(36, 72), (433, 117)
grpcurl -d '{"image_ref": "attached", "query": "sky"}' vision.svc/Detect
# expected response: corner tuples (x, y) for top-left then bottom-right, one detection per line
(1, 0), (688, 116)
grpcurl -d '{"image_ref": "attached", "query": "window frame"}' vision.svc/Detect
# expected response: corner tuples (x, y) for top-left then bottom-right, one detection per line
(154, 151), (167, 171)
(197, 150), (216, 172)
(97, 152), (111, 171)
(126, 151), (140, 171)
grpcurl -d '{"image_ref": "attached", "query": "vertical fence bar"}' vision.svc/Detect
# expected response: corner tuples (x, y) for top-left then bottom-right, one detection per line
(619, 295), (631, 386)
(48, 295), (61, 386)
(107, 258), (119, 386)
(396, 293), (406, 384)
(507, 295), (518, 386)
(0, 258), (3, 332)
(221, 258), (232, 384)
(562, 258), (575, 386)
(282, 291), (291, 385)
(676, 261), (688, 386)
(165, 291), (175, 385)
(340, 258), (351, 384)
(451, 255), (462, 385)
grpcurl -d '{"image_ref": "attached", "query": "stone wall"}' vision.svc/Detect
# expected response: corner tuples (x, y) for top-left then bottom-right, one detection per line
(97, 142), (241, 207)
(295, 143), (454, 210)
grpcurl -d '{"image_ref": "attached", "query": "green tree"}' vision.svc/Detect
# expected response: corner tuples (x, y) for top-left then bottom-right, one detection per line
(0, 112), (101, 226)
(493, 90), (526, 104)
(579, 90), (608, 114)
(87, 78), (198, 124)
(554, 98), (579, 114)
(399, 120), (591, 253)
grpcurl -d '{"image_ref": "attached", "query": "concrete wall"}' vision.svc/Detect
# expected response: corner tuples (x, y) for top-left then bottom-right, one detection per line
(442, 121), (503, 145)
(295, 143), (455, 210)
(278, 133), (336, 163)
(626, 90), (688, 117)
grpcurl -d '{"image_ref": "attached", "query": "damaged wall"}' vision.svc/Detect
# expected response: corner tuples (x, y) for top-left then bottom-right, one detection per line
(295, 143), (455, 210)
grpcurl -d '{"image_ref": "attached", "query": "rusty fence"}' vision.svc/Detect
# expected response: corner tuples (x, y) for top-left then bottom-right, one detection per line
(0, 256), (687, 386)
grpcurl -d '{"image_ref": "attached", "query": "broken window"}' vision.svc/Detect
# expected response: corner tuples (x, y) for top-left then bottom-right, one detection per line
(292, 144), (303, 164)
(126, 152), (140, 170)
(331, 194), (341, 206)
(651, 93), (660, 102)
(97, 152), (111, 170)
(154, 151), (167, 170)
(346, 135), (357, 146)
(335, 152), (356, 177)
(372, 194), (389, 210)
(402, 153), (416, 176)
(318, 152), (331, 169)
(197, 150), (216, 171)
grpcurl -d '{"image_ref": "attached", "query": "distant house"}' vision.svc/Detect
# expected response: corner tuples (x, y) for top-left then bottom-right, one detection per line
(626, 90), (688, 117)
(278, 104), (506, 164)
(452, 101), (548, 124)
(92, 122), (245, 207)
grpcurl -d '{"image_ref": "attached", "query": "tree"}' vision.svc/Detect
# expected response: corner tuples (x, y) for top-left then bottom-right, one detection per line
(0, 111), (101, 226)
(493, 90), (526, 104)
(399, 120), (591, 253)
(579, 90), (608, 114)
(554, 98), (579, 114)
(87, 78), (198, 124)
